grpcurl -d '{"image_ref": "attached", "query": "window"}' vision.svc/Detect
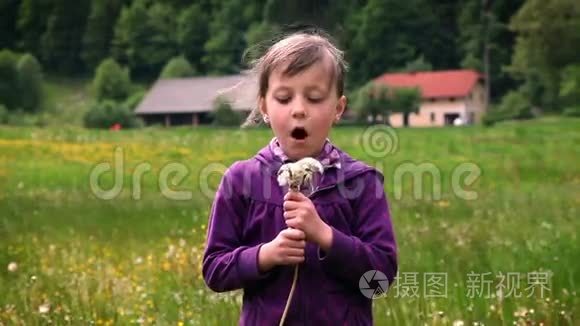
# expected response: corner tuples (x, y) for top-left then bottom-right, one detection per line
(430, 112), (435, 123)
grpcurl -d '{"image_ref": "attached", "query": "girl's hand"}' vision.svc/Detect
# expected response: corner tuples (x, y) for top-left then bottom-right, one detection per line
(283, 191), (333, 251)
(258, 228), (306, 272)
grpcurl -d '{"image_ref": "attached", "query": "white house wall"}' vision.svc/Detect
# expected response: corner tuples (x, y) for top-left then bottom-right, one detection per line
(389, 99), (467, 127)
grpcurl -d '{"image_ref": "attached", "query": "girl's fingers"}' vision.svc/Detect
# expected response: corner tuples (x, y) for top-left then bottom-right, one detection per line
(283, 210), (297, 219)
(284, 191), (307, 202)
(285, 219), (295, 229)
(281, 228), (305, 240)
(285, 239), (306, 249)
(284, 248), (304, 257)
(283, 200), (301, 211)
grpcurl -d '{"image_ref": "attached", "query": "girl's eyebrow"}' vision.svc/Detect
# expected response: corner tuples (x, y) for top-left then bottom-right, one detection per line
(304, 85), (326, 92)
(271, 84), (329, 95)
(304, 85), (331, 96)
(272, 86), (292, 94)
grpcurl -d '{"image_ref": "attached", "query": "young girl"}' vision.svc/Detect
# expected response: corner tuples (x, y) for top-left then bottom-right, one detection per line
(202, 31), (398, 325)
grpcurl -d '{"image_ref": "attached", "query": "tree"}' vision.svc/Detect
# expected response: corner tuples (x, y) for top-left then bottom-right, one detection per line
(203, 0), (260, 74)
(509, 0), (580, 111)
(84, 100), (142, 129)
(212, 97), (242, 126)
(41, 0), (90, 73)
(352, 82), (391, 123)
(16, 0), (52, 56)
(159, 56), (195, 79)
(82, 0), (123, 69)
(177, 3), (209, 72)
(0, 0), (20, 49)
(0, 50), (20, 110)
(458, 0), (524, 103)
(391, 87), (421, 127)
(347, 0), (440, 88)
(124, 90), (146, 111)
(263, 0), (341, 32)
(93, 58), (132, 102)
(402, 55), (433, 73)
(203, 1), (244, 74)
(559, 64), (580, 113)
(17, 54), (44, 112)
(147, 2), (179, 72)
(112, 0), (177, 77)
(0, 104), (7, 124)
(112, 0), (147, 66)
(245, 22), (281, 53)
(483, 90), (532, 126)
(423, 0), (462, 70)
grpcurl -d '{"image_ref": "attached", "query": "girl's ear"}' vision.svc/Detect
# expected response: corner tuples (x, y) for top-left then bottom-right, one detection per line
(259, 97), (267, 117)
(335, 95), (347, 122)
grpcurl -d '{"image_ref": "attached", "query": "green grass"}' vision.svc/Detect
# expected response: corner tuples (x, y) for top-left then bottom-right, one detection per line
(42, 77), (93, 126)
(0, 118), (579, 325)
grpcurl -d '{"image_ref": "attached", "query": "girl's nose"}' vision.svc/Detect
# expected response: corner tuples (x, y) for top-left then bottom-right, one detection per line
(291, 99), (307, 119)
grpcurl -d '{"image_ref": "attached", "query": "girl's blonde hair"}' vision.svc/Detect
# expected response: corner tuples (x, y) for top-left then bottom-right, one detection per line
(241, 30), (347, 128)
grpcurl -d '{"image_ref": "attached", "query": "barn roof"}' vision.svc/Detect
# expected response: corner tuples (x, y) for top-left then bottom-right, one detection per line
(135, 74), (257, 115)
(374, 69), (483, 99)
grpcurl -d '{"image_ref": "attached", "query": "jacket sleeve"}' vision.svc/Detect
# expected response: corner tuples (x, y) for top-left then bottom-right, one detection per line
(318, 170), (398, 288)
(202, 163), (270, 292)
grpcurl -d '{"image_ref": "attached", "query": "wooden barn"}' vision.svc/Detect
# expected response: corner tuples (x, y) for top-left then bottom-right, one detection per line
(135, 74), (257, 126)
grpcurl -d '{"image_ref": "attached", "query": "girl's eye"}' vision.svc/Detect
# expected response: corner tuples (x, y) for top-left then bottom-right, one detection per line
(309, 97), (323, 103)
(276, 97), (291, 104)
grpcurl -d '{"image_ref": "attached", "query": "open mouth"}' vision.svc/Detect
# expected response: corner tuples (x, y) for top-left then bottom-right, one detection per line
(290, 127), (308, 141)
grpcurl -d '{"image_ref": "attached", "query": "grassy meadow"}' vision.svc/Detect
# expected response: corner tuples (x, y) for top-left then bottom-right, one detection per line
(0, 118), (579, 325)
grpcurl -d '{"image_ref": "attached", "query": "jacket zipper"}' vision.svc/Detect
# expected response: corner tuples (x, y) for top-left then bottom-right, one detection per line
(308, 184), (336, 200)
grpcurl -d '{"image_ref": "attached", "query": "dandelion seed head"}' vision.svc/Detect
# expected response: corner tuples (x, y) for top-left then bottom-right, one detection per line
(277, 157), (324, 191)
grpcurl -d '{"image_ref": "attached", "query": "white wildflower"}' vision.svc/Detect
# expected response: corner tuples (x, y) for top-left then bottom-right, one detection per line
(165, 245), (176, 259)
(38, 303), (50, 314)
(7, 262), (18, 273)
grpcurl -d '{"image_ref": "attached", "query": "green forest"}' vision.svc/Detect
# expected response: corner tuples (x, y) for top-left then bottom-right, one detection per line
(0, 0), (579, 125)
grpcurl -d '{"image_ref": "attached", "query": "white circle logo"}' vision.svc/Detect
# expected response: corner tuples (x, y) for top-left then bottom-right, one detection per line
(359, 270), (390, 299)
(359, 125), (399, 158)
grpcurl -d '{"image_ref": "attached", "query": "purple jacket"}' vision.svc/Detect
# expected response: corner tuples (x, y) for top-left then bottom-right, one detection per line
(202, 143), (398, 325)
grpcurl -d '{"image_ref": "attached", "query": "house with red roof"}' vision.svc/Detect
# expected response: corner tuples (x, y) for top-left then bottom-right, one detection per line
(374, 69), (487, 127)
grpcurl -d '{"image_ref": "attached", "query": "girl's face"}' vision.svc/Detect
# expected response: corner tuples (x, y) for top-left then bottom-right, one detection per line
(260, 58), (346, 161)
